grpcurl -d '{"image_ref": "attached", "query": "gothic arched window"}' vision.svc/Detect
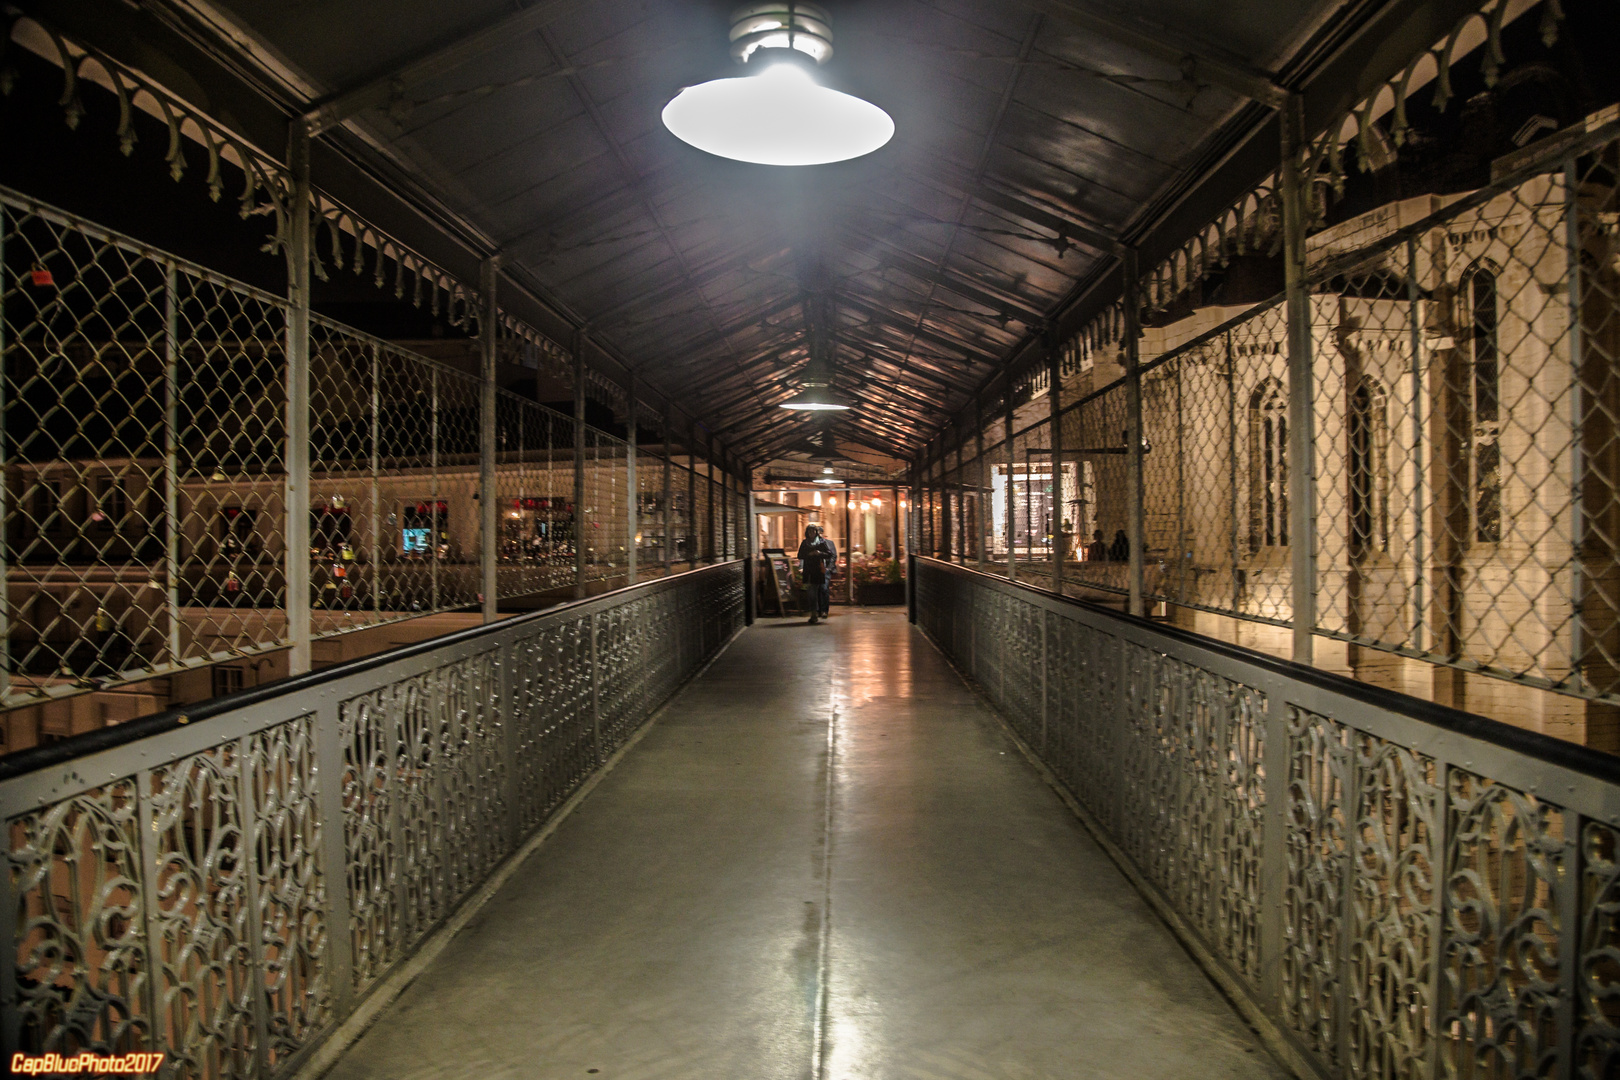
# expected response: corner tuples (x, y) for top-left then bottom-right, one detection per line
(1248, 377), (1288, 553)
(1462, 265), (1502, 544)
(1348, 376), (1391, 559)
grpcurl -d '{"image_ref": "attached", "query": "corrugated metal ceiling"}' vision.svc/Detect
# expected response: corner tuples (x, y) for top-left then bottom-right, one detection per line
(204, 0), (1341, 462)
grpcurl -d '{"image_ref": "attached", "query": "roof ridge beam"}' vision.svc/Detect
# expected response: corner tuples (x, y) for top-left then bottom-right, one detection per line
(1019, 0), (1288, 108)
(304, 0), (590, 133)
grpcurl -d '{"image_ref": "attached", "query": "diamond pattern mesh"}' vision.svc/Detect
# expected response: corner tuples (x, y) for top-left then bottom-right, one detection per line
(1, 191), (721, 710)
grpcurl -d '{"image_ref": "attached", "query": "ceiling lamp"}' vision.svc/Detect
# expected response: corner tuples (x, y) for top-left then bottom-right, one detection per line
(662, 4), (894, 167)
(814, 461), (842, 484)
(779, 379), (848, 411)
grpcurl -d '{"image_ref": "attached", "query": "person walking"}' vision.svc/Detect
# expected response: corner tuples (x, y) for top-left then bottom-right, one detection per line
(796, 524), (834, 624)
(813, 525), (837, 620)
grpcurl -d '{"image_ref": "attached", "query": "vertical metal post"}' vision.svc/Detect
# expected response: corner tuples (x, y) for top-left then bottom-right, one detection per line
(1564, 155), (1587, 689)
(1123, 247), (1146, 617)
(479, 257), (499, 622)
(706, 434), (717, 564)
(1406, 239), (1427, 653)
(719, 459), (729, 560)
(662, 405), (673, 574)
(976, 400), (988, 573)
(163, 264), (182, 669)
(955, 437), (966, 564)
(745, 487), (757, 624)
(1257, 687), (1290, 1022)
(0, 210), (7, 704)
(687, 421), (697, 568)
(235, 733), (271, 1079)
(430, 366), (440, 611)
(1050, 343), (1064, 594)
(1281, 94), (1317, 664)
(626, 375), (638, 586)
(1227, 332), (1241, 613)
(573, 331), (588, 599)
(370, 342), (381, 617)
(284, 120), (313, 673)
(844, 480), (853, 605)
(1004, 381), (1016, 583)
(1023, 447), (1032, 574)
(894, 482), (907, 563)
(1176, 358), (1186, 608)
(926, 453), (939, 563)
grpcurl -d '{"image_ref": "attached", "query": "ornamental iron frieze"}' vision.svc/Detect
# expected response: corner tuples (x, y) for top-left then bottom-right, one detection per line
(3, 563), (745, 1077)
(911, 557), (1620, 1080)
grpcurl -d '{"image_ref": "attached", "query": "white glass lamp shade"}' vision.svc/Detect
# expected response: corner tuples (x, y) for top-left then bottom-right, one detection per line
(662, 63), (893, 167)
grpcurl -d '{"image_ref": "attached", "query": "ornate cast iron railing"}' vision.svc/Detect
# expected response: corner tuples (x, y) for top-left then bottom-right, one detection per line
(913, 554), (1620, 1080)
(0, 561), (745, 1077)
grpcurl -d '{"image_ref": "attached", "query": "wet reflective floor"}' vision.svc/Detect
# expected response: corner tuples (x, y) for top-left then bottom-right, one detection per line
(323, 609), (1286, 1080)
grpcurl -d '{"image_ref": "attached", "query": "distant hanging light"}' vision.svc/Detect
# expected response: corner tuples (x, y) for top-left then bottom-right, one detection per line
(662, 4), (894, 167)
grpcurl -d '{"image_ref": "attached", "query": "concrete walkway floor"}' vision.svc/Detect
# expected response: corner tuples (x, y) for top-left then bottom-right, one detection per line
(323, 608), (1287, 1080)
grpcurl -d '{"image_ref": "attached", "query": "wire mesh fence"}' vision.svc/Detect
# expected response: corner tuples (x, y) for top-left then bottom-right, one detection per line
(920, 119), (1620, 717)
(0, 187), (736, 713)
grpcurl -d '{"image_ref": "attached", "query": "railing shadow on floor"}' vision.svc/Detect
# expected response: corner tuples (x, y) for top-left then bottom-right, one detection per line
(0, 562), (747, 1078)
(910, 554), (1620, 1080)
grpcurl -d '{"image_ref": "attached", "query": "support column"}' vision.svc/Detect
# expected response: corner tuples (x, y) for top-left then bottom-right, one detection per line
(976, 400), (988, 573)
(844, 480), (853, 605)
(369, 342), (381, 618)
(284, 120), (312, 674)
(1281, 94), (1317, 665)
(1004, 379), (1016, 583)
(1050, 341), (1064, 595)
(706, 434), (717, 564)
(625, 374), (638, 587)
(745, 486), (756, 624)
(890, 485), (900, 564)
(955, 435), (966, 565)
(162, 264), (181, 673)
(1405, 239), (1427, 655)
(1123, 248), (1145, 617)
(687, 421), (697, 568)
(662, 405), (673, 574)
(573, 330), (587, 600)
(719, 458), (729, 560)
(479, 257), (500, 622)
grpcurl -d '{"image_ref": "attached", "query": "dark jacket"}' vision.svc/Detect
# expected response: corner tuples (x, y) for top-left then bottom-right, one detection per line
(797, 537), (833, 583)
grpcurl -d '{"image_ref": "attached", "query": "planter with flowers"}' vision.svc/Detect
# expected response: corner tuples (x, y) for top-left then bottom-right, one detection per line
(852, 556), (905, 606)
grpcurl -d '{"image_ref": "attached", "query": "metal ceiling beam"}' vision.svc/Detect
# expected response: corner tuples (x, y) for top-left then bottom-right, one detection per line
(846, 374), (953, 415)
(304, 0), (591, 133)
(864, 244), (1047, 325)
(683, 340), (804, 398)
(970, 184), (1125, 257)
(835, 429), (916, 460)
(837, 296), (1001, 369)
(736, 413), (818, 456)
(1018, 0), (1288, 108)
(528, 29), (771, 421)
(842, 389), (936, 428)
(651, 293), (805, 366)
(839, 409), (928, 453)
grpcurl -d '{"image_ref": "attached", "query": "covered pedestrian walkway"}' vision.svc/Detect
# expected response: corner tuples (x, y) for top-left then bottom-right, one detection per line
(317, 609), (1283, 1080)
(9, 2), (1620, 1079)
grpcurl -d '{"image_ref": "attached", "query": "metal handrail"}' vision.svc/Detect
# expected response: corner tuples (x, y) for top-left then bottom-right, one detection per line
(0, 561), (747, 1075)
(912, 554), (1620, 1079)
